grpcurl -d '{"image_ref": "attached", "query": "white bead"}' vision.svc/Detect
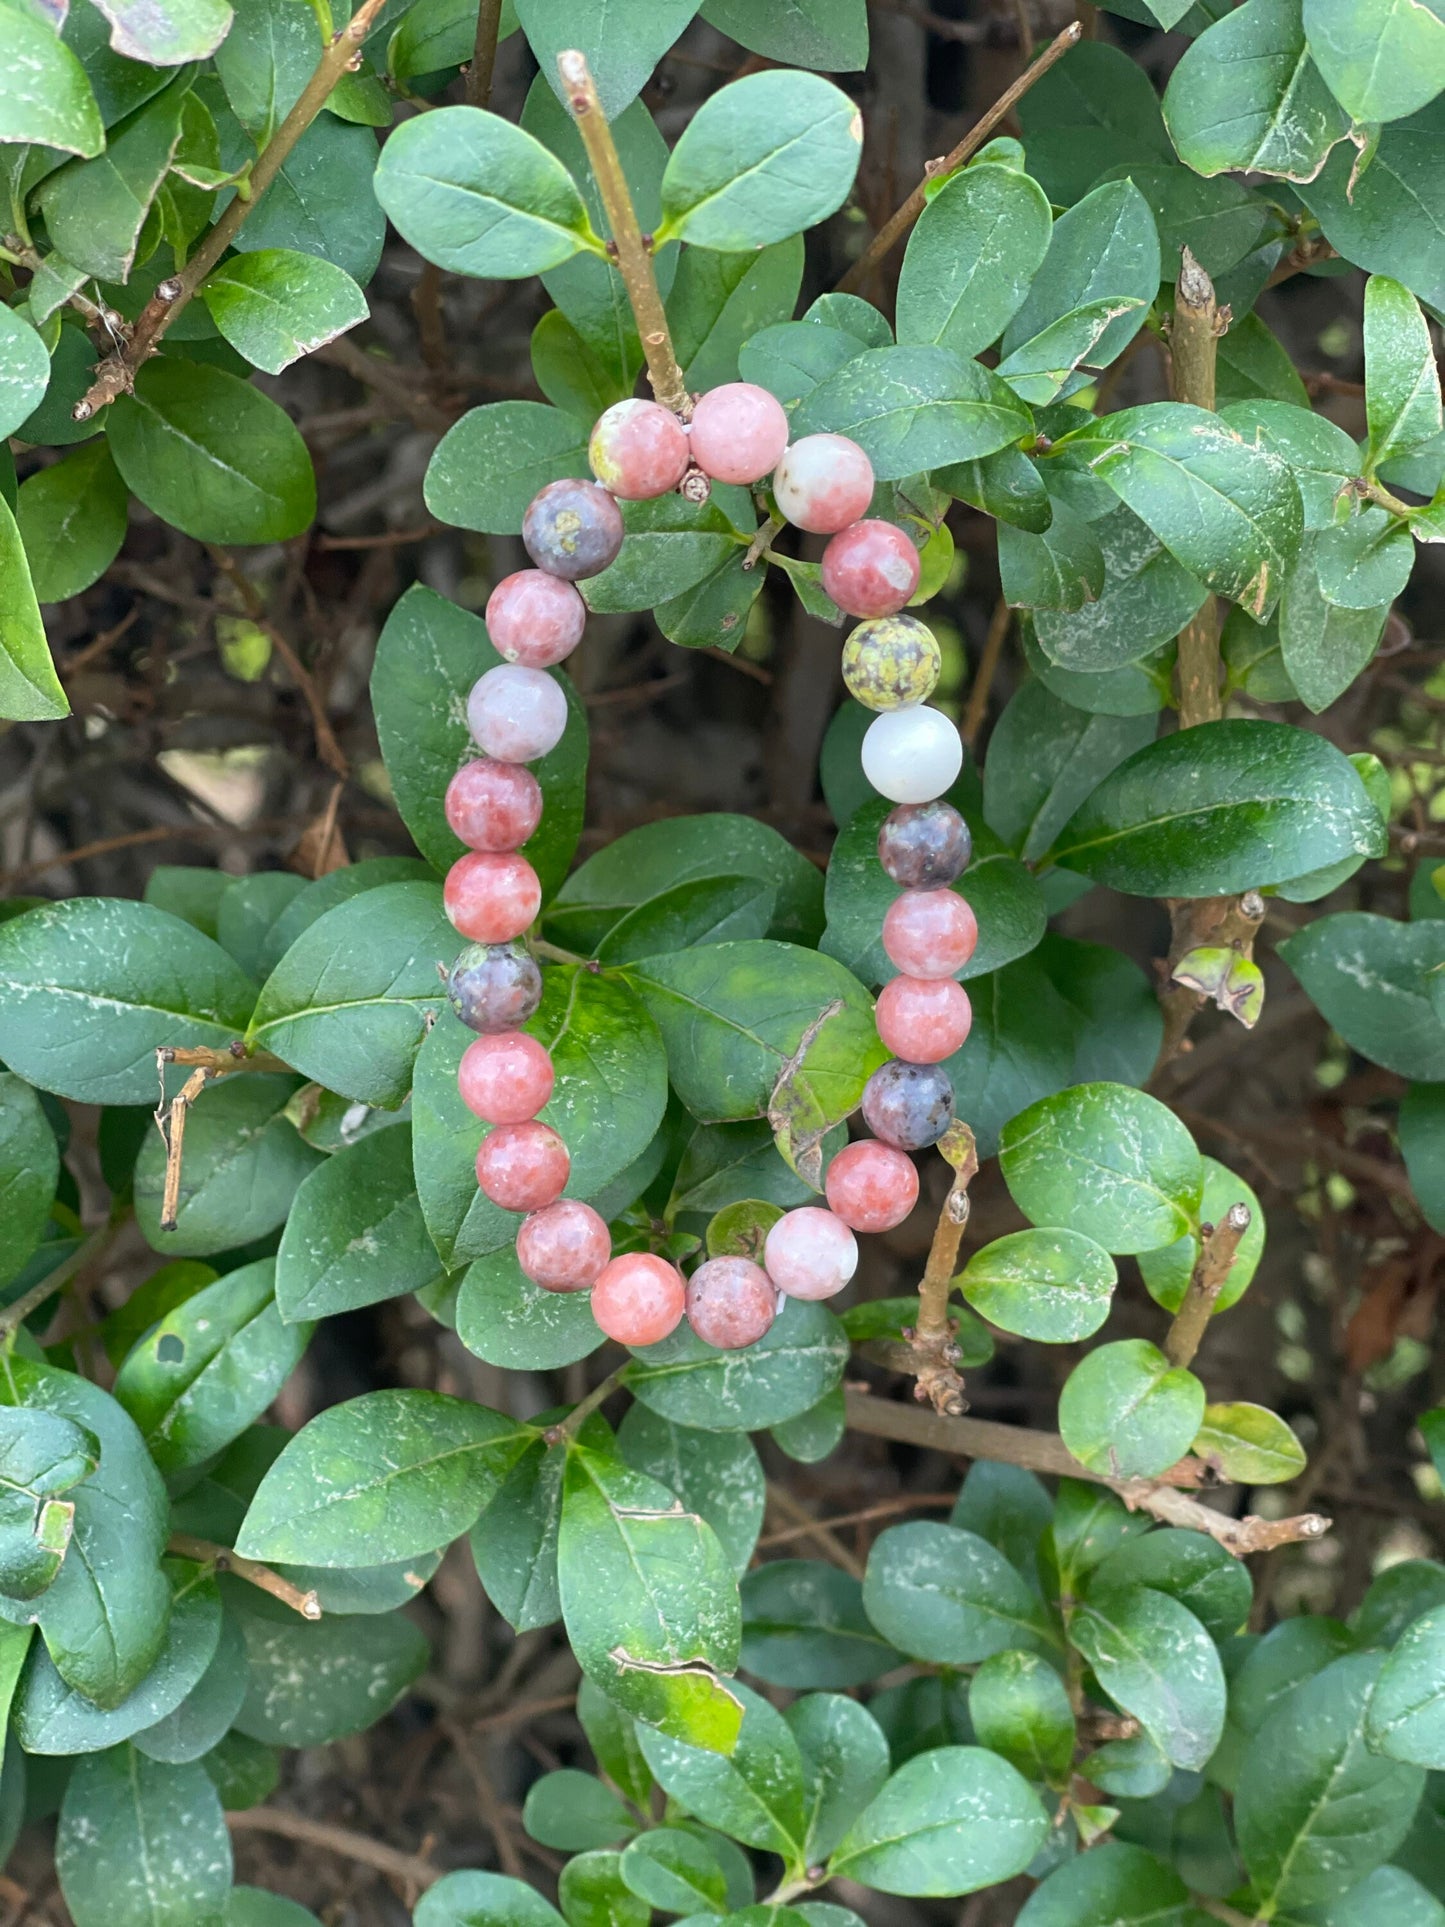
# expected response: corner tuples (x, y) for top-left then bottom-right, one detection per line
(861, 706), (963, 804)
(467, 665), (567, 764)
(763, 1206), (859, 1301)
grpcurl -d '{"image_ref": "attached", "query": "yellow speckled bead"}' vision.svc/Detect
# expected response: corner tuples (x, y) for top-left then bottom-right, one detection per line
(841, 614), (942, 712)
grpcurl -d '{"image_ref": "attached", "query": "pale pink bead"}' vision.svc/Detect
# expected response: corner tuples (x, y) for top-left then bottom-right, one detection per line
(881, 889), (978, 979)
(773, 434), (875, 534)
(875, 975), (973, 1063)
(825, 1140), (920, 1234)
(688, 383), (790, 485)
(821, 520), (921, 618)
(485, 570), (587, 668)
(467, 665), (568, 764)
(445, 759), (544, 852)
(457, 1031), (555, 1125)
(591, 1253), (686, 1347)
(589, 398), (690, 500)
(763, 1206), (858, 1301)
(685, 1257), (777, 1350)
(444, 851), (541, 944)
(517, 1200), (611, 1292)
(476, 1121), (569, 1212)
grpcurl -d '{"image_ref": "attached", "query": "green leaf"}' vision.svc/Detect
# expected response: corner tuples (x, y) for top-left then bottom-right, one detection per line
(1033, 504), (1206, 673)
(248, 881), (451, 1106)
(596, 876), (775, 964)
(425, 400), (590, 536)
(939, 445), (1053, 531)
(829, 1745), (1049, 1895)
(131, 1076), (320, 1257)
(0, 1406), (95, 1603)
(998, 298), (1151, 407)
(36, 73), (189, 282)
(229, 114), (386, 283)
(741, 1560), (898, 1688)
(1298, 1867), (1445, 1927)
(983, 682), (1154, 861)
(1115, 163), (1269, 281)
(0, 304), (53, 443)
(1015, 1842), (1199, 1926)
(199, 248), (368, 375)
(114, 1259), (309, 1475)
(229, 1584), (428, 1745)
(658, 70), (861, 250)
(1279, 912), (1445, 1079)
(458, 1244), (603, 1371)
(1222, 400), (1360, 530)
(135, 1608), (249, 1766)
(1070, 1584), (1225, 1769)
(276, 1127), (445, 1321)
(1364, 276), (1444, 470)
(958, 1228), (1117, 1343)
(1311, 505), (1413, 608)
(417, 1871), (565, 1927)
(701, 0), (868, 67)
(628, 1294), (849, 1432)
(1352, 1560), (1445, 1647)
(0, 1073), (58, 1291)
(18, 441), (128, 608)
(896, 164), (1052, 361)
(0, 899), (255, 1106)
(1278, 536), (1389, 710)
(559, 1850), (649, 1927)
(1087, 1529), (1252, 1642)
(862, 1521), (1057, 1665)
(107, 358), (315, 545)
(1298, 100), (1445, 313)
(738, 319), (867, 413)
(226, 1891), (324, 1927)
(95, 0), (232, 62)
(1364, 1606), (1445, 1766)
(616, 1404), (764, 1576)
(0, 4), (103, 155)
(968, 1649), (1076, 1786)
(1236, 1653), (1425, 1909)
(997, 499), (1107, 613)
(1138, 1157), (1264, 1315)
(1402, 1080), (1445, 1232)
(786, 1693), (890, 1863)
(1304, 0), (1445, 124)
(374, 104), (593, 277)
(56, 1747), (232, 1927)
(1001, 179), (1159, 385)
(1163, 0), (1348, 181)
(1193, 1401), (1307, 1484)
(1015, 41), (1172, 205)
(1217, 311), (1312, 410)
(515, 0), (701, 118)
(522, 1768), (633, 1851)
(0, 493), (67, 723)
(638, 1680), (806, 1855)
(1052, 719), (1387, 896)
(667, 237), (804, 392)
(371, 586), (586, 897)
(470, 1428), (566, 1633)
(620, 1828), (730, 1914)
(792, 344), (1031, 479)
(1000, 1082), (1201, 1254)
(582, 493), (742, 615)
(1059, 1340), (1206, 1477)
(558, 1443), (743, 1753)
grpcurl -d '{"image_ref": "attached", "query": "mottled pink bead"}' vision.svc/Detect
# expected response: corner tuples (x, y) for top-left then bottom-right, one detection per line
(485, 570), (587, 668)
(875, 974), (972, 1063)
(457, 1031), (555, 1125)
(688, 383), (790, 485)
(821, 520), (921, 618)
(517, 1200), (611, 1293)
(445, 759), (544, 853)
(773, 434), (875, 534)
(444, 851), (541, 944)
(882, 889), (978, 979)
(468, 665), (568, 764)
(825, 1140), (919, 1234)
(476, 1121), (570, 1212)
(589, 398), (690, 500)
(763, 1206), (858, 1302)
(685, 1257), (777, 1350)
(591, 1252), (686, 1347)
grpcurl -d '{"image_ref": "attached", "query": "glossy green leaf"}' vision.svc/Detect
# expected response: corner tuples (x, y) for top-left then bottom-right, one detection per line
(1138, 1157), (1264, 1315)
(1033, 503), (1206, 673)
(968, 1649), (1076, 1786)
(1088, 1529), (1252, 1642)
(958, 1227), (1117, 1342)
(1304, 0), (1445, 124)
(1015, 41), (1172, 205)
(830, 1745), (1049, 1895)
(792, 344), (1031, 479)
(1352, 1560), (1445, 1647)
(626, 1295), (849, 1432)
(665, 236), (804, 391)
(200, 248), (368, 375)
(471, 1428), (566, 1633)
(132, 1076), (320, 1257)
(229, 1585), (428, 1745)
(0, 493), (67, 723)
(417, 1871), (564, 1927)
(1312, 505), (1414, 608)
(522, 1768), (633, 1851)
(1163, 0), (1348, 181)
(786, 1692), (890, 1863)
(0, 4), (104, 155)
(1002, 178), (1159, 380)
(457, 1244), (603, 1371)
(863, 1521), (1057, 1665)
(134, 1608), (249, 1766)
(701, 0), (868, 67)
(983, 682), (1154, 862)
(616, 1403), (764, 1576)
(1071, 1583), (1225, 1769)
(1279, 912), (1445, 1079)
(1059, 1340), (1206, 1478)
(896, 164), (1052, 360)
(583, 493), (743, 614)
(1193, 1401), (1307, 1484)
(1365, 275), (1442, 468)
(17, 440), (125, 607)
(0, 303), (54, 444)
(425, 400), (590, 536)
(559, 1849), (649, 1927)
(225, 1891), (324, 1927)
(997, 498), (1106, 613)
(620, 1828), (729, 1913)
(516, 0), (701, 118)
(37, 73), (189, 282)
(56, 1747), (232, 1927)
(229, 114), (386, 282)
(1016, 1842), (1200, 1926)
(275, 1124), (444, 1320)
(740, 1560), (899, 1688)
(638, 1680), (806, 1855)
(1298, 100), (1445, 313)
(1402, 1080), (1445, 1233)
(0, 1073), (58, 1291)
(1364, 1606), (1445, 1765)
(1279, 536), (1389, 711)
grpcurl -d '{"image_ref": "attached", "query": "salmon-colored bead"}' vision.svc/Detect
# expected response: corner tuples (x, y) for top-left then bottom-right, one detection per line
(882, 889), (978, 979)
(821, 520), (921, 618)
(457, 1032), (555, 1125)
(774, 434), (874, 533)
(591, 1252), (686, 1346)
(517, 1200), (611, 1292)
(875, 975), (973, 1063)
(445, 759), (544, 853)
(825, 1140), (920, 1234)
(589, 398), (690, 500)
(763, 1206), (858, 1302)
(685, 1257), (777, 1350)
(485, 570), (587, 668)
(476, 1121), (569, 1212)
(444, 851), (541, 944)
(688, 383), (790, 485)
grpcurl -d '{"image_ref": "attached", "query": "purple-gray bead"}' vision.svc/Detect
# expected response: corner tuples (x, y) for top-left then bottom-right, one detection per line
(861, 1059), (954, 1150)
(448, 941), (542, 1034)
(877, 801), (972, 889)
(522, 479), (625, 581)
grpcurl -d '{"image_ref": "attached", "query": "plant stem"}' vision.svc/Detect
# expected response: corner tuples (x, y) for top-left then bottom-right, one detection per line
(910, 1122), (979, 1416)
(466, 0), (504, 107)
(545, 1363), (628, 1444)
(227, 1808), (440, 1890)
(75, 0), (390, 418)
(167, 1533), (322, 1619)
(1170, 249), (1225, 728)
(1163, 1201), (1252, 1369)
(961, 595), (1011, 750)
(557, 50), (689, 417)
(837, 21), (1082, 294)
(0, 1216), (120, 1342)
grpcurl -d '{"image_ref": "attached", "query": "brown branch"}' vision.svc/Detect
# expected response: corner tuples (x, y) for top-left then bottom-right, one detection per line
(836, 22), (1082, 294)
(558, 51), (689, 417)
(764, 1480), (866, 1579)
(0, 815), (302, 891)
(152, 1044), (292, 1234)
(756, 1491), (956, 1548)
(1169, 249), (1227, 725)
(1112, 1484), (1330, 1557)
(1154, 890), (1266, 1076)
(466, 0), (504, 107)
(961, 595), (1011, 750)
(1163, 1201), (1251, 1369)
(75, 0), (390, 417)
(168, 1534), (321, 1620)
(226, 1810), (438, 1890)
(909, 1122), (978, 1416)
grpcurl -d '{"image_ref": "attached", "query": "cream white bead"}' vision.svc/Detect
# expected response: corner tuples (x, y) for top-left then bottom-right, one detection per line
(861, 705), (963, 804)
(467, 666), (567, 764)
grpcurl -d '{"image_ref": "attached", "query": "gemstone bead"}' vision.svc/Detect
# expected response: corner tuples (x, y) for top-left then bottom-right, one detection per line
(685, 1256), (777, 1350)
(763, 1206), (859, 1301)
(448, 942), (543, 1034)
(522, 478), (625, 580)
(861, 1060), (954, 1151)
(589, 398), (690, 500)
(875, 974), (973, 1062)
(882, 888), (978, 978)
(821, 519), (921, 618)
(468, 665), (568, 764)
(457, 1031), (555, 1124)
(517, 1199), (611, 1292)
(475, 1120), (570, 1212)
(824, 1140), (920, 1234)
(688, 383), (790, 485)
(444, 851), (541, 944)
(591, 1252), (686, 1346)
(842, 614), (942, 712)
(860, 706), (963, 804)
(773, 434), (874, 533)
(877, 801), (972, 888)
(445, 759), (544, 852)
(485, 570), (587, 668)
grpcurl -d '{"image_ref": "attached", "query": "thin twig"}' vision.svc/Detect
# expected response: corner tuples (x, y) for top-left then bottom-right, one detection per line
(0, 815), (301, 891)
(1163, 1203), (1251, 1369)
(227, 1810), (438, 1890)
(756, 1491), (955, 1548)
(837, 22), (1082, 294)
(0, 1219), (119, 1341)
(544, 1363), (628, 1445)
(1112, 1484), (1330, 1558)
(961, 596), (1011, 750)
(764, 1481), (866, 1579)
(910, 1123), (978, 1415)
(466, 0), (504, 107)
(152, 1044), (291, 1233)
(168, 1534), (322, 1620)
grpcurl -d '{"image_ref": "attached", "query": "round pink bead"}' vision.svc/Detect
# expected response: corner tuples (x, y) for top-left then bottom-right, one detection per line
(457, 1031), (555, 1125)
(882, 889), (979, 979)
(485, 570), (587, 668)
(591, 1252), (686, 1347)
(517, 1200), (611, 1293)
(589, 398), (690, 500)
(763, 1206), (858, 1302)
(875, 975), (973, 1063)
(825, 1140), (920, 1234)
(476, 1121), (569, 1213)
(685, 1257), (778, 1350)
(468, 665), (568, 764)
(444, 851), (541, 944)
(773, 434), (875, 534)
(688, 383), (790, 485)
(445, 759), (543, 853)
(821, 520), (921, 618)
